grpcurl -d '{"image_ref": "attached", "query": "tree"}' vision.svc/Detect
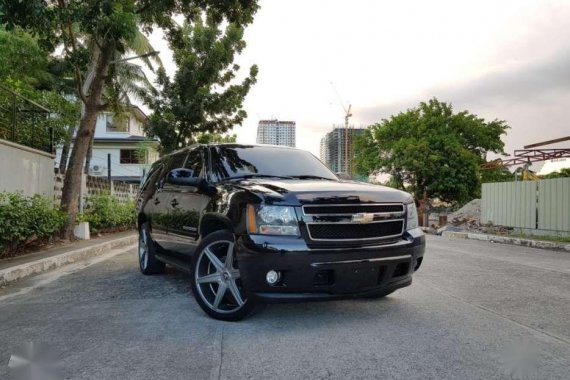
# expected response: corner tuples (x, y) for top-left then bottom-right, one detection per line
(0, 27), (53, 89)
(481, 166), (514, 183)
(1, 0), (259, 238)
(196, 133), (237, 144)
(543, 168), (570, 179)
(58, 31), (161, 174)
(145, 17), (258, 154)
(354, 98), (509, 206)
(83, 34), (161, 175)
(0, 27), (79, 151)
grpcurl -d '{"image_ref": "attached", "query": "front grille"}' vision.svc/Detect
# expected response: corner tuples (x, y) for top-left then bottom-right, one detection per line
(303, 204), (404, 215)
(307, 220), (404, 241)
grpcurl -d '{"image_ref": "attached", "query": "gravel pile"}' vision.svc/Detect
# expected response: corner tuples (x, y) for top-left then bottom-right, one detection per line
(435, 198), (514, 235)
(449, 199), (481, 227)
(433, 199), (482, 234)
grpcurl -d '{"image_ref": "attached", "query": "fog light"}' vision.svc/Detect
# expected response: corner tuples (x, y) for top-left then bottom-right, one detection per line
(266, 270), (280, 285)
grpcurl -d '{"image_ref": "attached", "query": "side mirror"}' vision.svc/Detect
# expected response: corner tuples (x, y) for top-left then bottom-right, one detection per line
(166, 168), (204, 187)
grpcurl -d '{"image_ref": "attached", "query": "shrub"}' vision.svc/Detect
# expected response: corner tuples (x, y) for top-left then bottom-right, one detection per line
(80, 194), (136, 232)
(0, 192), (66, 257)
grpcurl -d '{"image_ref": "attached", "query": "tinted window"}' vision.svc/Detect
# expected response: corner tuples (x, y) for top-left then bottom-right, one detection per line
(184, 149), (204, 178)
(210, 145), (337, 181)
(164, 152), (188, 174)
(159, 152), (188, 187)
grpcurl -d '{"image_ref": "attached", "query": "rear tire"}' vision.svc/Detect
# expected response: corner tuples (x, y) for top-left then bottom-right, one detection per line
(138, 223), (166, 275)
(190, 230), (255, 321)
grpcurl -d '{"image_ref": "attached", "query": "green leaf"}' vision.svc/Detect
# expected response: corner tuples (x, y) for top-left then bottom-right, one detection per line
(354, 98), (509, 206)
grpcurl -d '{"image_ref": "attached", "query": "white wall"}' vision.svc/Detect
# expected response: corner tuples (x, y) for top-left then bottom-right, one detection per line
(0, 139), (55, 198)
(87, 146), (154, 178)
(55, 109), (157, 179)
(55, 144), (159, 179)
(93, 112), (145, 139)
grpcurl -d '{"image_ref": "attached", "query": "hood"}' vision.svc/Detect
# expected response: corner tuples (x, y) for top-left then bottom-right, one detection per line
(232, 179), (413, 205)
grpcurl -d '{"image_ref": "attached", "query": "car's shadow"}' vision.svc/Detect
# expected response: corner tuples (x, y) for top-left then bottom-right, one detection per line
(154, 264), (405, 326)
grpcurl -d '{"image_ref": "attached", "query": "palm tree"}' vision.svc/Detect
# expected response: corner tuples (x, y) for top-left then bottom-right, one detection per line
(59, 29), (161, 174)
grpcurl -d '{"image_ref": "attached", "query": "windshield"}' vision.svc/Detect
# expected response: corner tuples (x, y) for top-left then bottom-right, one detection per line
(210, 145), (338, 181)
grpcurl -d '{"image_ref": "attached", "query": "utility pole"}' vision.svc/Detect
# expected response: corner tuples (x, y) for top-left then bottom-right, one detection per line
(107, 153), (112, 183)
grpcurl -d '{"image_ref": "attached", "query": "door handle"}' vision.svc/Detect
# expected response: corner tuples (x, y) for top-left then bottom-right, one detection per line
(154, 198), (160, 205)
(170, 199), (179, 207)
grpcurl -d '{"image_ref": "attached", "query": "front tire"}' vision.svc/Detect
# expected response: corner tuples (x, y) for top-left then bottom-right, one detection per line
(190, 230), (255, 321)
(138, 223), (165, 275)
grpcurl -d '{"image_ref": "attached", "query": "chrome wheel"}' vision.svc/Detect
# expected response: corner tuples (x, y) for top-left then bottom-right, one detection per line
(139, 228), (149, 270)
(194, 240), (246, 314)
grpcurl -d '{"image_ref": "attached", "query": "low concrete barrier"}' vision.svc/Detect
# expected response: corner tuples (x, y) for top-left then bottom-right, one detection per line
(442, 231), (570, 252)
(0, 233), (137, 286)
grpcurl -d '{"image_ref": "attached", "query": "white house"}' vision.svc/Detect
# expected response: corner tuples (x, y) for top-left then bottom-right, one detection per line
(56, 106), (160, 183)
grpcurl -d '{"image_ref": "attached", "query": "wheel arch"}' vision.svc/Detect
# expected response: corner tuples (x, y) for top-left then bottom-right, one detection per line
(199, 213), (234, 238)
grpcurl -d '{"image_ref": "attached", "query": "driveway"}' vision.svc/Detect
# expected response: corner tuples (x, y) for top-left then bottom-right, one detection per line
(0, 236), (569, 379)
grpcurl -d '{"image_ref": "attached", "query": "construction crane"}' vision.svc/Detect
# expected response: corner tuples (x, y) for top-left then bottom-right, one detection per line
(480, 135), (570, 180)
(330, 82), (353, 175)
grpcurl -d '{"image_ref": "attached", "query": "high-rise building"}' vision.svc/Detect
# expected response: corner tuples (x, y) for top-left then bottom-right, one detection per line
(319, 137), (327, 163)
(256, 119), (296, 147)
(321, 125), (366, 174)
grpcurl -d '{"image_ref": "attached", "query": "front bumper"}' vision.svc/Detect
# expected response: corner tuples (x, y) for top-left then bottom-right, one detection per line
(235, 228), (425, 303)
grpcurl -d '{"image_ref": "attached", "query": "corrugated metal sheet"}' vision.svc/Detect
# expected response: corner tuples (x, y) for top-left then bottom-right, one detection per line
(538, 178), (570, 232)
(481, 181), (537, 229)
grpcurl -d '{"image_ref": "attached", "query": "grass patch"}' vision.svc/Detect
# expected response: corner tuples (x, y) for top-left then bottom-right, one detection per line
(506, 232), (570, 243)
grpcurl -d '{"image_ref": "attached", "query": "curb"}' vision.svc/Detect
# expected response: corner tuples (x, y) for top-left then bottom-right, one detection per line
(0, 234), (137, 287)
(441, 231), (570, 252)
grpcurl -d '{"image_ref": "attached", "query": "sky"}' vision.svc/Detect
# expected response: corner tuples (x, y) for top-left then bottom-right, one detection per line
(149, 0), (570, 157)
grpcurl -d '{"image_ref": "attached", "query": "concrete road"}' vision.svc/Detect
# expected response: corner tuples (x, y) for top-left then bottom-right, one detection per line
(1, 236), (569, 379)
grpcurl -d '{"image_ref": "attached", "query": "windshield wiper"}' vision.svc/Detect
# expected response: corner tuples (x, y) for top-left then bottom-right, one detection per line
(225, 174), (294, 181)
(287, 175), (336, 181)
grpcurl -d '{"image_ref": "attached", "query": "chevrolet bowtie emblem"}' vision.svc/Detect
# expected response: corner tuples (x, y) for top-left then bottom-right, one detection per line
(352, 212), (375, 224)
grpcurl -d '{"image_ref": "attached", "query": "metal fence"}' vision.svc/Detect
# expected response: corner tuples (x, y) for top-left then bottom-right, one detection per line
(538, 178), (570, 232)
(0, 84), (53, 153)
(481, 178), (570, 233)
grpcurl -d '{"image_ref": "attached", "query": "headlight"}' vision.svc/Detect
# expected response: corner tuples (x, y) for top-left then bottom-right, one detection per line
(247, 205), (300, 236)
(406, 203), (419, 230)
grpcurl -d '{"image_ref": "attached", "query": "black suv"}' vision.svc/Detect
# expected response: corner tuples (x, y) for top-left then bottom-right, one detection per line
(136, 144), (425, 321)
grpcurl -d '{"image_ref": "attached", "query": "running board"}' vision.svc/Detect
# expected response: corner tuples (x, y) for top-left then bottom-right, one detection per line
(155, 254), (192, 274)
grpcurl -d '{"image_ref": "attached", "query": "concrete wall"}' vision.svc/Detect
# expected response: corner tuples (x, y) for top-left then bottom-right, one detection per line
(0, 138), (55, 198)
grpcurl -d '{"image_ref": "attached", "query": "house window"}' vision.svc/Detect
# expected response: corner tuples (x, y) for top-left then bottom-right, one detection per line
(106, 114), (130, 132)
(120, 149), (147, 164)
